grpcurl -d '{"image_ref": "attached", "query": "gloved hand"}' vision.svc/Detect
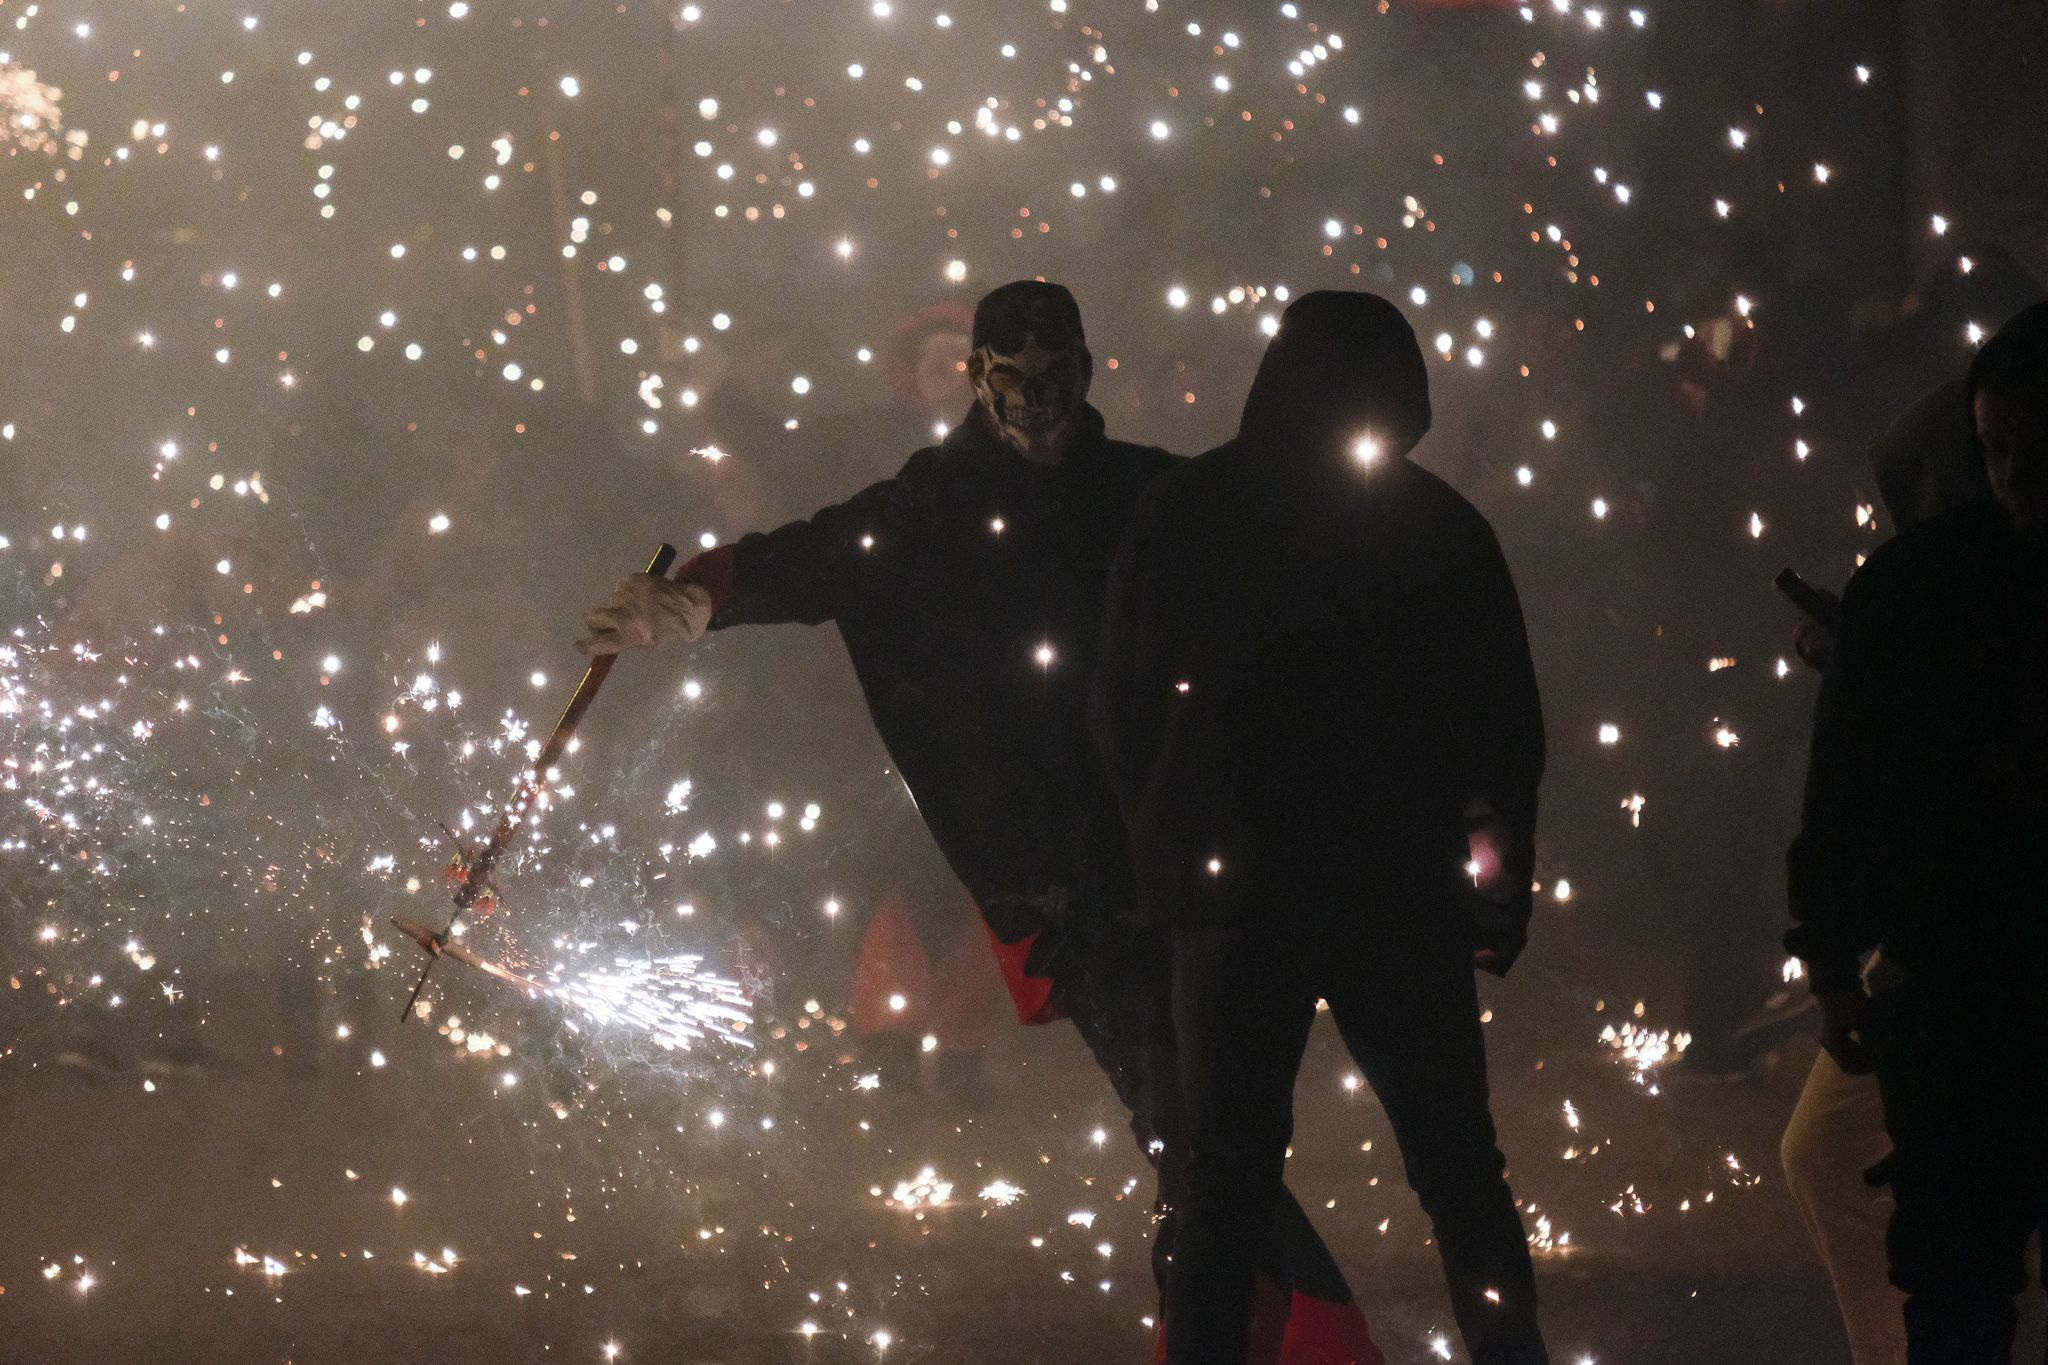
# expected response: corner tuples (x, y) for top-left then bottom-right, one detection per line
(575, 574), (714, 655)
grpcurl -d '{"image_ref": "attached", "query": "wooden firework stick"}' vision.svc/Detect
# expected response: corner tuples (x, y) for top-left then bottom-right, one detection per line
(398, 541), (680, 1021)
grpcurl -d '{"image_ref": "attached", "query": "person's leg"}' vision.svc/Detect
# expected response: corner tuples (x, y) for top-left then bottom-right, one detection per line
(1062, 924), (1380, 1365)
(1873, 993), (2035, 1363)
(1325, 942), (1546, 1365)
(1263, 1190), (1386, 1365)
(1887, 1144), (2032, 1361)
(1779, 1050), (1908, 1365)
(1060, 947), (1184, 1305)
(1165, 919), (1320, 1365)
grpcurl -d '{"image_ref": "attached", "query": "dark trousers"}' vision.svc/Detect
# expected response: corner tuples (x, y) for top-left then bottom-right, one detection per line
(1057, 931), (1361, 1315)
(1871, 987), (2048, 1363)
(1164, 913), (1545, 1365)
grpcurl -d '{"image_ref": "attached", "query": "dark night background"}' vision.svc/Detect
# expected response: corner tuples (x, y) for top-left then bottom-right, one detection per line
(2, 1), (2045, 1361)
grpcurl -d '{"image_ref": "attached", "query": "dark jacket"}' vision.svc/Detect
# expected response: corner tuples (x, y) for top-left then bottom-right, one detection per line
(689, 405), (1178, 1011)
(1091, 292), (1544, 943)
(1787, 496), (2048, 996)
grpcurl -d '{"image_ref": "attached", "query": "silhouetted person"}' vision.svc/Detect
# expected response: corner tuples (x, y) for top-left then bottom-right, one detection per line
(1788, 301), (2048, 1363)
(579, 281), (1383, 1363)
(1780, 379), (1984, 1365)
(1094, 291), (1547, 1365)
(691, 300), (975, 525)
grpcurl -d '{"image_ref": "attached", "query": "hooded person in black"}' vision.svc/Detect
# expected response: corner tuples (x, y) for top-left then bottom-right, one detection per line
(1786, 302), (2048, 1362)
(1093, 291), (1548, 1365)
(579, 281), (1385, 1363)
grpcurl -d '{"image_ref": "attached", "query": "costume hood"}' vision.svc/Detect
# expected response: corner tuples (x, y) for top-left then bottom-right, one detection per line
(1237, 290), (1432, 458)
(1868, 380), (1986, 531)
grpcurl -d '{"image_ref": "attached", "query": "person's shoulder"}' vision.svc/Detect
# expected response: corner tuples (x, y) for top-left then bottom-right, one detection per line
(858, 439), (957, 506)
(1860, 497), (2002, 580)
(1915, 496), (2006, 551)
(1094, 437), (1186, 515)
(1103, 436), (1183, 478)
(1394, 458), (1502, 544)
(1397, 458), (1473, 508)
(1848, 497), (2003, 611)
(894, 439), (949, 481)
(1134, 439), (1235, 517)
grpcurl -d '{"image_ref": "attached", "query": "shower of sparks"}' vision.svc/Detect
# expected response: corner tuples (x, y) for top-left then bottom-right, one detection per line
(884, 1168), (955, 1211)
(1600, 1018), (1693, 1090)
(545, 954), (753, 1052)
(0, 59), (68, 154)
(0, 0), (1930, 1353)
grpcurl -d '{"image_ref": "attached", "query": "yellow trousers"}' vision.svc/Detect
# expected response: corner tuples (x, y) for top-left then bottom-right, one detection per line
(1783, 1049), (2046, 1365)
(1782, 1050), (1908, 1365)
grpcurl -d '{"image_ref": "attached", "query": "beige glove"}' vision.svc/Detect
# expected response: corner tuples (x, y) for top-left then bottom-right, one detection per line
(575, 574), (714, 655)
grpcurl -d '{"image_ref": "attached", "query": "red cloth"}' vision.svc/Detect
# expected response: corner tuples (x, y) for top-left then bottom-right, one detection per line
(848, 895), (929, 1041)
(1153, 1284), (1383, 1365)
(677, 544), (737, 613)
(1279, 1292), (1385, 1365)
(849, 895), (1002, 1050)
(985, 924), (1063, 1026)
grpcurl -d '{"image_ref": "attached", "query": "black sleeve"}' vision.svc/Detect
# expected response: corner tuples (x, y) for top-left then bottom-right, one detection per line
(1785, 562), (1907, 995)
(1442, 516), (1547, 919)
(712, 456), (927, 629)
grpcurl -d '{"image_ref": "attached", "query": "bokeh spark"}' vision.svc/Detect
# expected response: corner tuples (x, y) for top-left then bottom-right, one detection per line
(2, 0), (2040, 1360)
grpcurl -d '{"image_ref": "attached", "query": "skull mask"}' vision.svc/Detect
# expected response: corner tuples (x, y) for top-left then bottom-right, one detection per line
(967, 281), (1093, 463)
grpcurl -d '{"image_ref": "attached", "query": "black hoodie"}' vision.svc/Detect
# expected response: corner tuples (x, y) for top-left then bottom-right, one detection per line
(1090, 292), (1544, 944)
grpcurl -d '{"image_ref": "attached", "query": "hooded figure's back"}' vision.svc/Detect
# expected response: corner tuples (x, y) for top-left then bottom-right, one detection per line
(1092, 291), (1545, 929)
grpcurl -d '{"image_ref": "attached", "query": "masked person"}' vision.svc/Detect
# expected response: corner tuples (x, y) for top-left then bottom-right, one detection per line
(579, 281), (1384, 1364)
(1093, 291), (1548, 1365)
(1787, 301), (2048, 1363)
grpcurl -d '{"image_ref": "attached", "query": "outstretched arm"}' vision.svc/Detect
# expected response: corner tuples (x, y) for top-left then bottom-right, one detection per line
(708, 468), (920, 628)
(577, 457), (926, 654)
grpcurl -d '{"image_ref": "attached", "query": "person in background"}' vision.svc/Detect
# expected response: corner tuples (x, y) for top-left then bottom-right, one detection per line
(1780, 379), (1981, 1365)
(1787, 302), (2048, 1363)
(840, 798), (1005, 1101)
(692, 300), (976, 524)
(580, 280), (1384, 1364)
(1644, 244), (1814, 1080)
(1093, 291), (1546, 1365)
